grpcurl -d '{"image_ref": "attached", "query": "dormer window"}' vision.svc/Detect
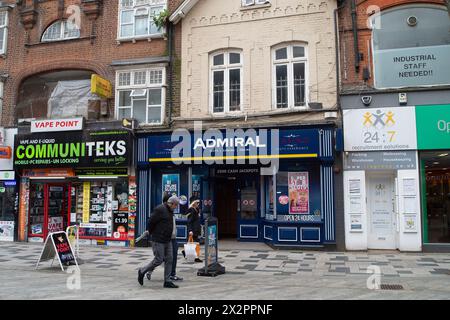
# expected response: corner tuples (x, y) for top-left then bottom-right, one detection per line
(42, 20), (80, 42)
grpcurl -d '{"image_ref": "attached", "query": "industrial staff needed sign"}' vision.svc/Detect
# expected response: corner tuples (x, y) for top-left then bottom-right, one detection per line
(374, 45), (450, 88)
(14, 130), (131, 169)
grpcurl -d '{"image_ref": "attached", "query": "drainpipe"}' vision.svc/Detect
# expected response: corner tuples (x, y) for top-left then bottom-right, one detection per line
(351, 0), (360, 72)
(168, 22), (174, 126)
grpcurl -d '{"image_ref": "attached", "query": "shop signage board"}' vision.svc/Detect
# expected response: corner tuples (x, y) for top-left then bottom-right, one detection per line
(14, 130), (131, 169)
(144, 128), (320, 164)
(91, 74), (112, 99)
(415, 104), (450, 150)
(198, 217), (225, 277)
(0, 128), (17, 171)
(343, 107), (417, 151)
(31, 118), (83, 133)
(36, 231), (78, 271)
(0, 171), (15, 180)
(374, 45), (450, 89)
(344, 151), (417, 171)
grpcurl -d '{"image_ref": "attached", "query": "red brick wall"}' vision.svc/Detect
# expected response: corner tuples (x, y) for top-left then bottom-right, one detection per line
(0, 0), (183, 126)
(338, 0), (446, 92)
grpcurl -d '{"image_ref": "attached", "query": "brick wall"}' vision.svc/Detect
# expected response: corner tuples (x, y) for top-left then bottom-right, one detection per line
(0, 0), (183, 127)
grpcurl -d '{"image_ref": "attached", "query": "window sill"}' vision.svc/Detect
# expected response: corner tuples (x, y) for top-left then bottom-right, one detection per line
(116, 34), (166, 44)
(240, 3), (272, 11)
(25, 36), (94, 47)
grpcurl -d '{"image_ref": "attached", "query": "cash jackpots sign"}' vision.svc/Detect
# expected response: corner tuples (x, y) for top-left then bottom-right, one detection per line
(14, 130), (131, 168)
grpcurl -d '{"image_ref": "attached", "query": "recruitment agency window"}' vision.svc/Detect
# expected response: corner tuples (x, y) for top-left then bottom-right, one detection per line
(116, 68), (165, 125)
(372, 5), (450, 88)
(272, 44), (308, 109)
(210, 50), (243, 114)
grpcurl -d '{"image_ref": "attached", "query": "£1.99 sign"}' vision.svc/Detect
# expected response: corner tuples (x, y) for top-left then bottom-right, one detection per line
(343, 107), (418, 152)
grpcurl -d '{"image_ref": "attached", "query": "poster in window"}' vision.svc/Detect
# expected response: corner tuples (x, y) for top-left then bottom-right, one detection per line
(192, 175), (202, 202)
(0, 221), (14, 241)
(288, 172), (309, 214)
(349, 196), (363, 213)
(404, 214), (417, 233)
(162, 174), (180, 213)
(403, 179), (416, 196)
(349, 179), (361, 194)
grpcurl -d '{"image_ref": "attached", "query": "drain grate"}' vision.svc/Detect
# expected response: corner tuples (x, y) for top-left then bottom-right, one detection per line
(380, 284), (404, 290)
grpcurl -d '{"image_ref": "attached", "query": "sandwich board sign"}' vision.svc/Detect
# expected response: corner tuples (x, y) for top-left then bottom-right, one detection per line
(197, 217), (225, 277)
(36, 231), (79, 271)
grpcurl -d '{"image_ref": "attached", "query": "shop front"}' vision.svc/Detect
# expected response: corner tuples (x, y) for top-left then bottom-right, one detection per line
(136, 126), (338, 248)
(0, 128), (19, 242)
(416, 104), (450, 252)
(14, 122), (135, 247)
(343, 107), (422, 252)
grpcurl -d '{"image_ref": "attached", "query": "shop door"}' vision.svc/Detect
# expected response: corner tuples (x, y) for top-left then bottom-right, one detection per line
(45, 184), (69, 238)
(367, 174), (397, 250)
(237, 176), (260, 241)
(214, 178), (238, 238)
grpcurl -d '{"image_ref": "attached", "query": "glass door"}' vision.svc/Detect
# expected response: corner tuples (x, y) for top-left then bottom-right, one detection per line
(237, 175), (260, 241)
(45, 184), (69, 237)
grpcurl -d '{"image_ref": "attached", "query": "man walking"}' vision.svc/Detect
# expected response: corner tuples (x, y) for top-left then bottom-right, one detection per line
(138, 195), (180, 288)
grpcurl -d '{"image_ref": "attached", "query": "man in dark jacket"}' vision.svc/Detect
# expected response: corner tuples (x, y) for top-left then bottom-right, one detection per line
(138, 195), (179, 288)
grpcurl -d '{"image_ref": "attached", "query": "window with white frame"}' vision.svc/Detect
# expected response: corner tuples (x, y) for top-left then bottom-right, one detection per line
(272, 44), (308, 109)
(210, 51), (243, 113)
(119, 0), (167, 39)
(116, 68), (165, 125)
(0, 11), (8, 54)
(42, 20), (80, 42)
(242, 0), (270, 7)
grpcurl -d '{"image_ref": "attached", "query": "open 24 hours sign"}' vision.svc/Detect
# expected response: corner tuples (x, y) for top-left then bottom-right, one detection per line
(14, 130), (131, 168)
(343, 107), (417, 152)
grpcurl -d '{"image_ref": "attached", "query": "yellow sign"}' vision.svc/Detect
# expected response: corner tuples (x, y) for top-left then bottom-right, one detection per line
(91, 74), (112, 98)
(83, 182), (91, 223)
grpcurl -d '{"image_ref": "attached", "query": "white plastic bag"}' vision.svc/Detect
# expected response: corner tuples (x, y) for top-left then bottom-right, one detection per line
(184, 242), (199, 262)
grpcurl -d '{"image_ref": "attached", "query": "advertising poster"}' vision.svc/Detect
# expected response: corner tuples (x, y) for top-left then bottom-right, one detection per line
(162, 174), (180, 213)
(0, 221), (14, 241)
(51, 232), (76, 266)
(128, 176), (137, 245)
(18, 179), (30, 242)
(47, 217), (64, 234)
(288, 172), (309, 214)
(206, 219), (218, 267)
(192, 175), (202, 200)
(82, 182), (90, 223)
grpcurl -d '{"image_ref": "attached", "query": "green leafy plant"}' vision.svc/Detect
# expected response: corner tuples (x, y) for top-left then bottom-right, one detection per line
(153, 9), (169, 31)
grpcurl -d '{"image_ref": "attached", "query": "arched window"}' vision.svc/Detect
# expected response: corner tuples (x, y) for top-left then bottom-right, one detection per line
(42, 20), (80, 42)
(371, 5), (450, 88)
(272, 44), (308, 109)
(210, 50), (243, 113)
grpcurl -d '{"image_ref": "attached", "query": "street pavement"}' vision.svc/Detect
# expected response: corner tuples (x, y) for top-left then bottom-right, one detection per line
(0, 240), (449, 300)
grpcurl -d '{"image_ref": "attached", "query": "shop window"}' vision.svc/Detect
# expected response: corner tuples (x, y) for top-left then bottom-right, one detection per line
(0, 81), (3, 123)
(42, 20), (80, 42)
(119, 0), (166, 39)
(272, 44), (308, 109)
(0, 11), (8, 54)
(371, 5), (450, 88)
(421, 151), (450, 244)
(116, 68), (165, 125)
(210, 50), (243, 114)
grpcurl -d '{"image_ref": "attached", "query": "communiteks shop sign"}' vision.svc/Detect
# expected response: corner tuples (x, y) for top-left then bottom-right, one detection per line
(374, 45), (450, 88)
(14, 130), (131, 168)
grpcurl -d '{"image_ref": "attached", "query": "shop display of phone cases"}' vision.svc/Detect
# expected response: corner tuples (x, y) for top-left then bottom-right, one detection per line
(90, 183), (107, 224)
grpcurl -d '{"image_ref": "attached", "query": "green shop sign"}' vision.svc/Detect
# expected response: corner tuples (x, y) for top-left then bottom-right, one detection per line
(14, 130), (131, 168)
(416, 105), (450, 150)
